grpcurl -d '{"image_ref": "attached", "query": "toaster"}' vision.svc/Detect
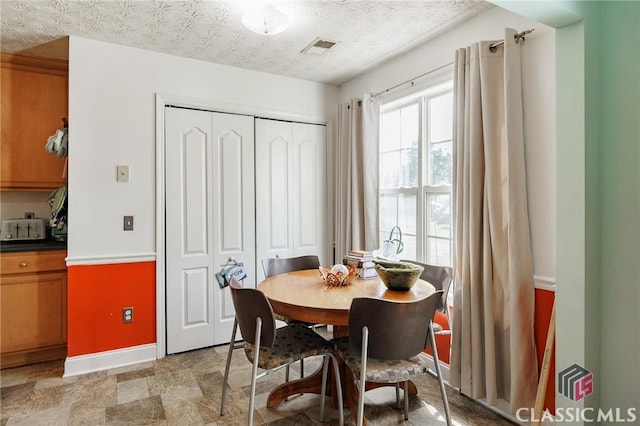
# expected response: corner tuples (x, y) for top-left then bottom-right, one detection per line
(1, 218), (48, 241)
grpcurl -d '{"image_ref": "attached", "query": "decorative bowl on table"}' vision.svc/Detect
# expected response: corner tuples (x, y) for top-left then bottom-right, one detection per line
(319, 264), (356, 287)
(373, 259), (424, 291)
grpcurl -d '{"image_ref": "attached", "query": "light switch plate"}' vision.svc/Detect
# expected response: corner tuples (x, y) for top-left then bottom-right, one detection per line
(123, 216), (134, 231)
(117, 165), (129, 182)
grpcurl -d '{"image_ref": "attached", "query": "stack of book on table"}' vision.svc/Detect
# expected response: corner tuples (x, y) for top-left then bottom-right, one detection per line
(343, 249), (377, 279)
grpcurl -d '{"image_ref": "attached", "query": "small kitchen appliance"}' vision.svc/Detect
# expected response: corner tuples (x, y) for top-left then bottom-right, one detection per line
(1, 218), (48, 241)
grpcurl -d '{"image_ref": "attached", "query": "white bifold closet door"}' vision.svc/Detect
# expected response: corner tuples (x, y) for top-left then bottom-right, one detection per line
(165, 107), (255, 354)
(255, 118), (328, 282)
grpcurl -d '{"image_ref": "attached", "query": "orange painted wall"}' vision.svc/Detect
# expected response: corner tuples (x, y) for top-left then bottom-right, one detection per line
(534, 287), (556, 414)
(67, 261), (156, 357)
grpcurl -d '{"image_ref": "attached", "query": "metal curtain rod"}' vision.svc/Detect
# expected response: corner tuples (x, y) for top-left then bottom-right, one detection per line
(371, 61), (453, 99)
(489, 28), (535, 51)
(371, 28), (535, 99)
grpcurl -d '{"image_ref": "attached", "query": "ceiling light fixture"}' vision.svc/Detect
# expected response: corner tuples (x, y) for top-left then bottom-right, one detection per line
(242, 5), (290, 36)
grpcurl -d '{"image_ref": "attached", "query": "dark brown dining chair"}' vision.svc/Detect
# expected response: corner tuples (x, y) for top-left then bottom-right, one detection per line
(220, 277), (343, 426)
(261, 254), (322, 380)
(333, 292), (451, 426)
(402, 260), (453, 332)
(261, 255), (321, 279)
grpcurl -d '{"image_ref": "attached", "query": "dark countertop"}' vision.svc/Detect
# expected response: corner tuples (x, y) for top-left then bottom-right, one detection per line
(0, 240), (67, 253)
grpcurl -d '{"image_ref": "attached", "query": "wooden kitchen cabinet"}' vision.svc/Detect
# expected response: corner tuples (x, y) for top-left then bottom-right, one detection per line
(1, 53), (68, 191)
(0, 250), (67, 368)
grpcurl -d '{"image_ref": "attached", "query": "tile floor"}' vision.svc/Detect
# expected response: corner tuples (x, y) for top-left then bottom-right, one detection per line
(1, 332), (517, 425)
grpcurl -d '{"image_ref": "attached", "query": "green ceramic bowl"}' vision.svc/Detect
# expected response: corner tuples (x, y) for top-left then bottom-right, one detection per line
(373, 259), (424, 291)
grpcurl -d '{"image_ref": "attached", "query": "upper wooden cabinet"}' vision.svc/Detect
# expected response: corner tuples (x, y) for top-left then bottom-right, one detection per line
(1, 53), (68, 191)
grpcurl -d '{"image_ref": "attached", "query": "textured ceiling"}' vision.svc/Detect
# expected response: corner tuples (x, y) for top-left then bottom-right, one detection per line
(0, 0), (494, 86)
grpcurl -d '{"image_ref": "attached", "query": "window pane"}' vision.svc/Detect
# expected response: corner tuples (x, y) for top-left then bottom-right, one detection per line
(380, 152), (400, 188)
(426, 237), (451, 266)
(398, 193), (417, 235)
(380, 193), (416, 241)
(401, 147), (418, 187)
(399, 235), (416, 260)
(379, 194), (397, 231)
(400, 104), (419, 149)
(429, 93), (453, 143)
(427, 193), (451, 238)
(381, 110), (400, 152)
(429, 141), (452, 186)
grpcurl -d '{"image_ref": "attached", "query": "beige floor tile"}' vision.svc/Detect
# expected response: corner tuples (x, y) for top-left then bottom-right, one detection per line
(117, 377), (150, 405)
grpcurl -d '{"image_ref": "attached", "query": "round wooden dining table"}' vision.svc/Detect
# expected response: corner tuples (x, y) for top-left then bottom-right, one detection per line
(257, 269), (436, 419)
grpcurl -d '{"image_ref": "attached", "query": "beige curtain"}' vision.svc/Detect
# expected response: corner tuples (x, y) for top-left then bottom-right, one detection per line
(449, 28), (538, 413)
(334, 96), (379, 261)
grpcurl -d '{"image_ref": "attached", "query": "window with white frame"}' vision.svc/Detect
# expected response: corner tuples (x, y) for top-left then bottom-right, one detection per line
(378, 80), (453, 266)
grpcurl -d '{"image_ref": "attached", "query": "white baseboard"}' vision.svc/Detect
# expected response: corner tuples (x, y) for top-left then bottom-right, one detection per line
(63, 343), (157, 377)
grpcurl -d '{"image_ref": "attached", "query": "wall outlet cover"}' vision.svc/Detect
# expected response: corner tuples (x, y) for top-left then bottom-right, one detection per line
(122, 307), (134, 323)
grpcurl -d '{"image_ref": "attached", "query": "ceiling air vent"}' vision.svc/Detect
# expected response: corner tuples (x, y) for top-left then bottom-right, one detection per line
(301, 38), (337, 56)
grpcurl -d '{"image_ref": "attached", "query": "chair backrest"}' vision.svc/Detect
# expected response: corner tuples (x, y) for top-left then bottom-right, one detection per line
(402, 260), (452, 311)
(261, 255), (321, 278)
(348, 291), (443, 360)
(229, 277), (277, 348)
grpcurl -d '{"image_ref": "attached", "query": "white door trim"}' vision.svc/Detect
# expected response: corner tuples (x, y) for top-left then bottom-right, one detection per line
(155, 93), (331, 360)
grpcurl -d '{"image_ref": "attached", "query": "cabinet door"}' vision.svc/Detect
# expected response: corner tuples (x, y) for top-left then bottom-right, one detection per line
(1, 58), (68, 190)
(0, 272), (67, 353)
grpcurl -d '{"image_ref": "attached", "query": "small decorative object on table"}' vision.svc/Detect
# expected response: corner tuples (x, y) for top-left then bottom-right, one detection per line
(372, 226), (404, 260)
(373, 259), (424, 291)
(319, 264), (356, 286)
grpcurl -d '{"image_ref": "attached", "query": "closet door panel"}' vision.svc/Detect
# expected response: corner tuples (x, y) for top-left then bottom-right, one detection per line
(165, 107), (215, 354)
(292, 123), (327, 265)
(255, 119), (293, 281)
(210, 112), (255, 345)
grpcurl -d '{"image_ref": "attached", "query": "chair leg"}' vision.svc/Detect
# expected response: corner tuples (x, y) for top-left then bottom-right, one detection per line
(430, 321), (451, 426)
(320, 355), (329, 423)
(300, 358), (305, 378)
(395, 383), (401, 408)
(248, 317), (263, 426)
(220, 318), (238, 416)
(329, 353), (344, 426)
(357, 326), (369, 426)
(403, 380), (409, 420)
(284, 364), (290, 401)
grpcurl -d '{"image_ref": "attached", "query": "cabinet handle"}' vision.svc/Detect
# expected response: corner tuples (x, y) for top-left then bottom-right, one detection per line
(19, 262), (28, 268)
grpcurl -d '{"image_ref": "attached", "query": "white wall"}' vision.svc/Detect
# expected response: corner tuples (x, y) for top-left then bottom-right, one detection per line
(338, 7), (556, 283)
(67, 36), (338, 262)
(521, 29), (556, 282)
